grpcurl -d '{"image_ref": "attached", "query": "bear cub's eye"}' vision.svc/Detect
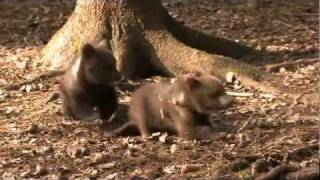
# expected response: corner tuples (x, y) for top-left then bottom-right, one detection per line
(209, 92), (217, 98)
(210, 91), (224, 98)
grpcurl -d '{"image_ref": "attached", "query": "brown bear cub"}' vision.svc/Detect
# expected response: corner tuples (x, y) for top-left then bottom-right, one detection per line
(109, 72), (234, 140)
(59, 43), (121, 121)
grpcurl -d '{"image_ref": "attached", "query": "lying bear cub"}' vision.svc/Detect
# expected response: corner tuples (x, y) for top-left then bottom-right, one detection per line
(60, 43), (121, 121)
(108, 72), (234, 140)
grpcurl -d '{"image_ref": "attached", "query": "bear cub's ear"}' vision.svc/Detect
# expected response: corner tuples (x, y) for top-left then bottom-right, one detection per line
(82, 44), (95, 59)
(185, 75), (200, 88)
(97, 39), (108, 48)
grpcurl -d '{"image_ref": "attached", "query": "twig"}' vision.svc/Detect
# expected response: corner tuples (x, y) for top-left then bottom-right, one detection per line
(258, 58), (319, 73)
(0, 70), (65, 91)
(238, 76), (281, 95)
(226, 91), (254, 97)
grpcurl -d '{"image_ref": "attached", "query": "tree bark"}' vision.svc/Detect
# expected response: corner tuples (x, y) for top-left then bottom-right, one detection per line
(40, 0), (265, 89)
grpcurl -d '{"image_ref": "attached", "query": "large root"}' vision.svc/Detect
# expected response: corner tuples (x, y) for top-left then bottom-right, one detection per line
(145, 30), (279, 93)
(164, 10), (260, 60)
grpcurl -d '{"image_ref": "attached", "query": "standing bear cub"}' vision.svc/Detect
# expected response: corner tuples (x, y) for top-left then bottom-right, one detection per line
(108, 72), (234, 140)
(59, 43), (121, 121)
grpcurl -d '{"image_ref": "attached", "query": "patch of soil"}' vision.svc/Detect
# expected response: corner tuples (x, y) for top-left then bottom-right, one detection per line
(0, 0), (318, 179)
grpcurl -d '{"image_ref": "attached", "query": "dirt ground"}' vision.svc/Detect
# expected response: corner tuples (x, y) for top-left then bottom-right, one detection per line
(0, 0), (318, 179)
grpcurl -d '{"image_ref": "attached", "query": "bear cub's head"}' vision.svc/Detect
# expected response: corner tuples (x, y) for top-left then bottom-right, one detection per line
(174, 72), (234, 113)
(80, 43), (121, 86)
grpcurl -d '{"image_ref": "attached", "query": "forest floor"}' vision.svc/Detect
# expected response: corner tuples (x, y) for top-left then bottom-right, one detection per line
(0, 0), (318, 179)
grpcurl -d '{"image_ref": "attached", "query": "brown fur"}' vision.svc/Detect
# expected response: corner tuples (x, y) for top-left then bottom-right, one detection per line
(108, 73), (234, 140)
(59, 43), (121, 121)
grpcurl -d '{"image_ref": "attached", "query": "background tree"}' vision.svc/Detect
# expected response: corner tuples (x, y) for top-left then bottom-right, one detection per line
(40, 0), (268, 90)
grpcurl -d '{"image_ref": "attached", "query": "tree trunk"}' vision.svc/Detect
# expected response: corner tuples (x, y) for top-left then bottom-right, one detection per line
(40, 0), (265, 87)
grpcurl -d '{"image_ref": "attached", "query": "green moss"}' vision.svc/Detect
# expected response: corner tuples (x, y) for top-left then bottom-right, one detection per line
(208, 161), (225, 176)
(230, 159), (250, 172)
(71, 35), (82, 53)
(229, 65), (263, 80)
(186, 161), (225, 177)
(237, 169), (253, 180)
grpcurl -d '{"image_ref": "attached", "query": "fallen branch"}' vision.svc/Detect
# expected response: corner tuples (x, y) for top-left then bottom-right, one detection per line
(285, 167), (319, 180)
(287, 143), (318, 160)
(258, 58), (319, 73)
(255, 164), (319, 180)
(255, 164), (298, 180)
(180, 164), (203, 174)
(239, 154), (261, 162)
(0, 70), (65, 91)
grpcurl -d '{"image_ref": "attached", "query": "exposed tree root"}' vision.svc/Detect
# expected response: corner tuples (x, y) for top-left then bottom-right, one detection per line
(0, 70), (64, 91)
(256, 165), (319, 180)
(258, 58), (319, 72)
(145, 30), (281, 94)
(164, 10), (259, 60)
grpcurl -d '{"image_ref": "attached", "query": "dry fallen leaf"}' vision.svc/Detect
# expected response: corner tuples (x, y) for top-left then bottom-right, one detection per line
(159, 133), (168, 143)
(105, 172), (118, 180)
(67, 147), (90, 158)
(163, 165), (178, 175)
(91, 153), (108, 164)
(170, 144), (178, 154)
(98, 161), (116, 170)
